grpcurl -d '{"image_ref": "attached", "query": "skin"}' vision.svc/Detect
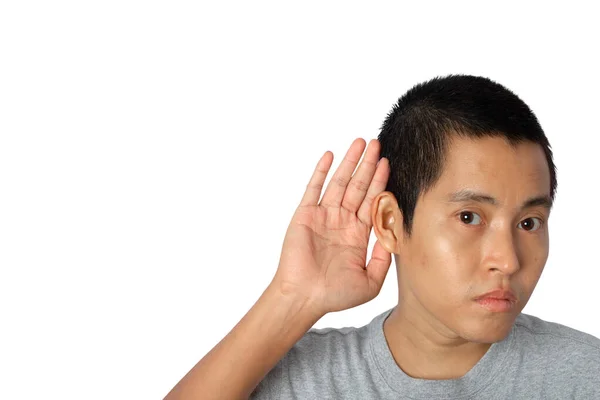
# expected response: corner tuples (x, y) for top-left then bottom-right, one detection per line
(371, 134), (552, 380)
(166, 136), (552, 398)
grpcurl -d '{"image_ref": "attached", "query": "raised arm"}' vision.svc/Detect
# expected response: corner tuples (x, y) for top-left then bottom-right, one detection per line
(163, 138), (391, 399)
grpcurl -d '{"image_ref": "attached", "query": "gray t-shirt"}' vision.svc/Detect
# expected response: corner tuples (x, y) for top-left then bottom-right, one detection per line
(250, 307), (600, 399)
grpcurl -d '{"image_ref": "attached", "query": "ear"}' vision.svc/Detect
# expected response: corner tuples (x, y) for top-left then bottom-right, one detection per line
(370, 191), (404, 255)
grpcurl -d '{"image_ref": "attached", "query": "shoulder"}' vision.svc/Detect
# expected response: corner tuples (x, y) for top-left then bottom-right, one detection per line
(287, 323), (371, 364)
(515, 313), (600, 352)
(514, 313), (600, 381)
(301, 323), (370, 345)
(251, 322), (375, 398)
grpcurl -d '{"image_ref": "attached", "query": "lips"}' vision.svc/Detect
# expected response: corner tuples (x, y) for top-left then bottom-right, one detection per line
(475, 289), (517, 303)
(474, 288), (518, 312)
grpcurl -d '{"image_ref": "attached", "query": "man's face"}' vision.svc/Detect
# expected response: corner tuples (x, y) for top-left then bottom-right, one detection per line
(397, 135), (551, 343)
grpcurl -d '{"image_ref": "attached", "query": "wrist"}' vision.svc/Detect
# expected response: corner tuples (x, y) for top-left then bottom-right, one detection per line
(266, 278), (325, 327)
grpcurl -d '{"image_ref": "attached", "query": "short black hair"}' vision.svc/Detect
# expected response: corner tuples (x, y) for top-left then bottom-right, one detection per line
(377, 74), (557, 236)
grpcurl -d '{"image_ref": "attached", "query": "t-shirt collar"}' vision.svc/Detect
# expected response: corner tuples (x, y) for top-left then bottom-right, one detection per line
(368, 306), (517, 399)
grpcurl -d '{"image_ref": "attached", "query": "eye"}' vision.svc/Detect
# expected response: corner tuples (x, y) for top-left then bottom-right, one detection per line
(518, 217), (543, 232)
(459, 211), (483, 225)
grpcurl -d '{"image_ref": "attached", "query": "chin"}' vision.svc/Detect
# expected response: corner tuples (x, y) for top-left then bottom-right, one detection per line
(459, 315), (517, 343)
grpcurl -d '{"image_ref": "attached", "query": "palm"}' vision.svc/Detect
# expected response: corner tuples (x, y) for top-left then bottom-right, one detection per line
(273, 139), (392, 316)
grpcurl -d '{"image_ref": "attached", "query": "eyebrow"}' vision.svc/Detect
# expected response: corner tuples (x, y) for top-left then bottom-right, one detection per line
(446, 189), (553, 211)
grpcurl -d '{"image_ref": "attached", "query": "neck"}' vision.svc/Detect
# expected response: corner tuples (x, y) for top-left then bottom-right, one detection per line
(383, 301), (492, 380)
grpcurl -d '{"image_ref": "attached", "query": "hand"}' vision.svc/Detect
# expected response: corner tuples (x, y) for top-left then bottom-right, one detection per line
(271, 138), (392, 317)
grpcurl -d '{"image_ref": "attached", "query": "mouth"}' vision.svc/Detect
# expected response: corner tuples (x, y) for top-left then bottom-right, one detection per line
(474, 288), (518, 313)
(474, 297), (516, 313)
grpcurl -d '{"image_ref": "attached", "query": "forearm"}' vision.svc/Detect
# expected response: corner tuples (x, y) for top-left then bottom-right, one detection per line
(164, 282), (323, 400)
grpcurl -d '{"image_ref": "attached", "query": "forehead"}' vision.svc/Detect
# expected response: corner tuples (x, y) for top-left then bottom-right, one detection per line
(430, 135), (551, 202)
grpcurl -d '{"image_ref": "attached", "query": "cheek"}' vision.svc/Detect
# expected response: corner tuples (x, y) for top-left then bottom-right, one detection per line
(432, 231), (464, 259)
(413, 225), (476, 299)
(517, 229), (549, 264)
(530, 245), (548, 268)
(427, 222), (477, 268)
(520, 238), (549, 282)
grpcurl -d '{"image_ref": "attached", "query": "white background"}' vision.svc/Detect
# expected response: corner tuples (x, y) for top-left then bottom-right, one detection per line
(1, 1), (599, 399)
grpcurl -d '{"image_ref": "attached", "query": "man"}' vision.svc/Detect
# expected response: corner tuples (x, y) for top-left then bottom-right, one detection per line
(165, 75), (600, 399)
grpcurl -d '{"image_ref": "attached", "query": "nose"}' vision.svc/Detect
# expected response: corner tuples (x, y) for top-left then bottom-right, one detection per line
(484, 229), (521, 275)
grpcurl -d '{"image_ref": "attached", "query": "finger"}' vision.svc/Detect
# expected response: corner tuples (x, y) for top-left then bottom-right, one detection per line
(320, 138), (366, 208)
(341, 139), (380, 213)
(356, 157), (390, 226)
(366, 240), (392, 299)
(299, 151), (334, 207)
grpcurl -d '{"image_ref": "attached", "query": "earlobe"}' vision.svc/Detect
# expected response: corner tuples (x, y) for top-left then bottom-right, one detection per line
(370, 191), (402, 254)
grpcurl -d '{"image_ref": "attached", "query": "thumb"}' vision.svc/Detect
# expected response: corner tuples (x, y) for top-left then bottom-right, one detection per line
(366, 240), (393, 298)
